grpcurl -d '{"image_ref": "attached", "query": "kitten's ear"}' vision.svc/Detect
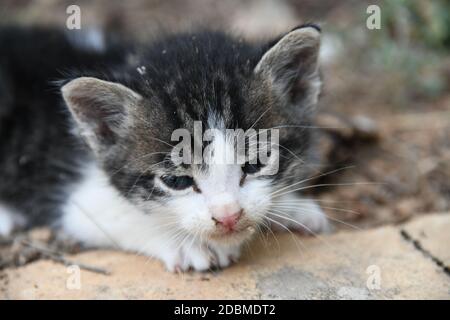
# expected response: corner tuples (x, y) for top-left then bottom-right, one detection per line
(255, 25), (321, 109)
(61, 77), (142, 151)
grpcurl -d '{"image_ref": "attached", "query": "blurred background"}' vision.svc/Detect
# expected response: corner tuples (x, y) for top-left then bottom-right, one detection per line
(0, 0), (449, 229)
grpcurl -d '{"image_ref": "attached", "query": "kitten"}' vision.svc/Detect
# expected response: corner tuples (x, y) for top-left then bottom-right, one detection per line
(0, 24), (329, 272)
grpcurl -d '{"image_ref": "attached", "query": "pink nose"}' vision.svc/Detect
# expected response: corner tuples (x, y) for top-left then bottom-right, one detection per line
(213, 210), (243, 231)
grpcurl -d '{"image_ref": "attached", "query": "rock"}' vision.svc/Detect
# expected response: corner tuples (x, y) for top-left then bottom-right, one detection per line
(402, 214), (450, 268)
(1, 214), (449, 299)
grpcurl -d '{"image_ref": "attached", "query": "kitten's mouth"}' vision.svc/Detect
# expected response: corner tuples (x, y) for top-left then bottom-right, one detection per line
(209, 223), (256, 241)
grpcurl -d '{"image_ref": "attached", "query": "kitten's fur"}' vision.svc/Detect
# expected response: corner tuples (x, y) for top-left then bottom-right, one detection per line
(0, 25), (328, 271)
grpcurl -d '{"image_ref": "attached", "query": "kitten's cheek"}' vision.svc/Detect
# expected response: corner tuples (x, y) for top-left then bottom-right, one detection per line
(239, 187), (271, 222)
(172, 202), (213, 233)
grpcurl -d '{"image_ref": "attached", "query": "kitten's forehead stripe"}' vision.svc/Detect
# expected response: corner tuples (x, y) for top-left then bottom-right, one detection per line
(126, 32), (265, 131)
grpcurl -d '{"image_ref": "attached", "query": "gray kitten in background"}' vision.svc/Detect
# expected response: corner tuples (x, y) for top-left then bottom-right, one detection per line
(0, 24), (328, 272)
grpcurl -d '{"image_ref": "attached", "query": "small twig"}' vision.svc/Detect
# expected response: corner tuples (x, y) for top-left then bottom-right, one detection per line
(20, 240), (111, 276)
(46, 254), (111, 275)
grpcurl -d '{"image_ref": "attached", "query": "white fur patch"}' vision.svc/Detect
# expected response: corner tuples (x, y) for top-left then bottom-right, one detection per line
(0, 204), (25, 236)
(269, 194), (330, 234)
(61, 163), (218, 271)
(59, 139), (272, 271)
(66, 28), (106, 52)
(62, 163), (163, 248)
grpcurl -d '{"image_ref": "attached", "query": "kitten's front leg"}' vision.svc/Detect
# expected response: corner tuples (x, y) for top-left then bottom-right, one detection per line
(156, 235), (241, 272)
(269, 194), (330, 234)
(156, 236), (213, 272)
(208, 242), (242, 268)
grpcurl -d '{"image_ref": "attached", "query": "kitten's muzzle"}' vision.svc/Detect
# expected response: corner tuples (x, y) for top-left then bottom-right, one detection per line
(211, 209), (243, 233)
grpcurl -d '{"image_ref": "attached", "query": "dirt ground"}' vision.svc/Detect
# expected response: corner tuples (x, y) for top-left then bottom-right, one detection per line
(0, 0), (449, 273)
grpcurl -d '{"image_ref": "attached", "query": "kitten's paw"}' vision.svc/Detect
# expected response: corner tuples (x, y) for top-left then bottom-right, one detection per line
(0, 216), (13, 237)
(161, 241), (241, 272)
(209, 243), (241, 268)
(288, 208), (331, 235)
(164, 243), (212, 273)
(271, 199), (331, 235)
(0, 205), (24, 237)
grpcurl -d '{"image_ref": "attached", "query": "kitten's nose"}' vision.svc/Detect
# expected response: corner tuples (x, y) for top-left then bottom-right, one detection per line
(211, 206), (243, 231)
(213, 211), (243, 231)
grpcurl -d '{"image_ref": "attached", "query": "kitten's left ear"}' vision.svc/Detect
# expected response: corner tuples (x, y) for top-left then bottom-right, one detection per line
(255, 25), (321, 109)
(61, 77), (142, 153)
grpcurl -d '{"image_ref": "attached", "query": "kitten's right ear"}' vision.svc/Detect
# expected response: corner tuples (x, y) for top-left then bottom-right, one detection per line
(255, 25), (321, 110)
(61, 77), (142, 152)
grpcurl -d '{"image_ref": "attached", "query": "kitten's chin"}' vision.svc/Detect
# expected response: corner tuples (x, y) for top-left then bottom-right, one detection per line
(208, 225), (257, 245)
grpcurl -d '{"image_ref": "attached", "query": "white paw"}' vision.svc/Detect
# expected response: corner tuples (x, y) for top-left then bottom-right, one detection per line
(0, 218), (12, 237)
(209, 243), (241, 268)
(287, 208), (331, 235)
(270, 198), (331, 235)
(162, 241), (212, 272)
(160, 240), (241, 273)
(0, 205), (23, 237)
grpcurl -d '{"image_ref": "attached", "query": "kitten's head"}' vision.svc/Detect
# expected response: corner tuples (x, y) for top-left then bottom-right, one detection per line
(61, 25), (321, 245)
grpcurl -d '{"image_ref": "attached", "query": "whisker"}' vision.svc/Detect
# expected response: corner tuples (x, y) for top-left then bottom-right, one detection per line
(69, 199), (120, 248)
(269, 165), (356, 197)
(146, 185), (157, 201)
(272, 198), (355, 205)
(263, 214), (306, 254)
(255, 223), (270, 250)
(148, 137), (175, 148)
(272, 204), (362, 216)
(266, 209), (335, 250)
(110, 151), (170, 177)
(274, 143), (305, 164)
(261, 220), (281, 253)
(272, 182), (383, 199)
(272, 205), (363, 231)
(248, 106), (272, 131)
(125, 159), (171, 196)
(322, 215), (362, 231)
(245, 124), (343, 140)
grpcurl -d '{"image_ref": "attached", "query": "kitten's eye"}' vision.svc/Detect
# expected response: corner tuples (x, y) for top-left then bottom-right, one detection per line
(160, 175), (194, 190)
(242, 160), (265, 175)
